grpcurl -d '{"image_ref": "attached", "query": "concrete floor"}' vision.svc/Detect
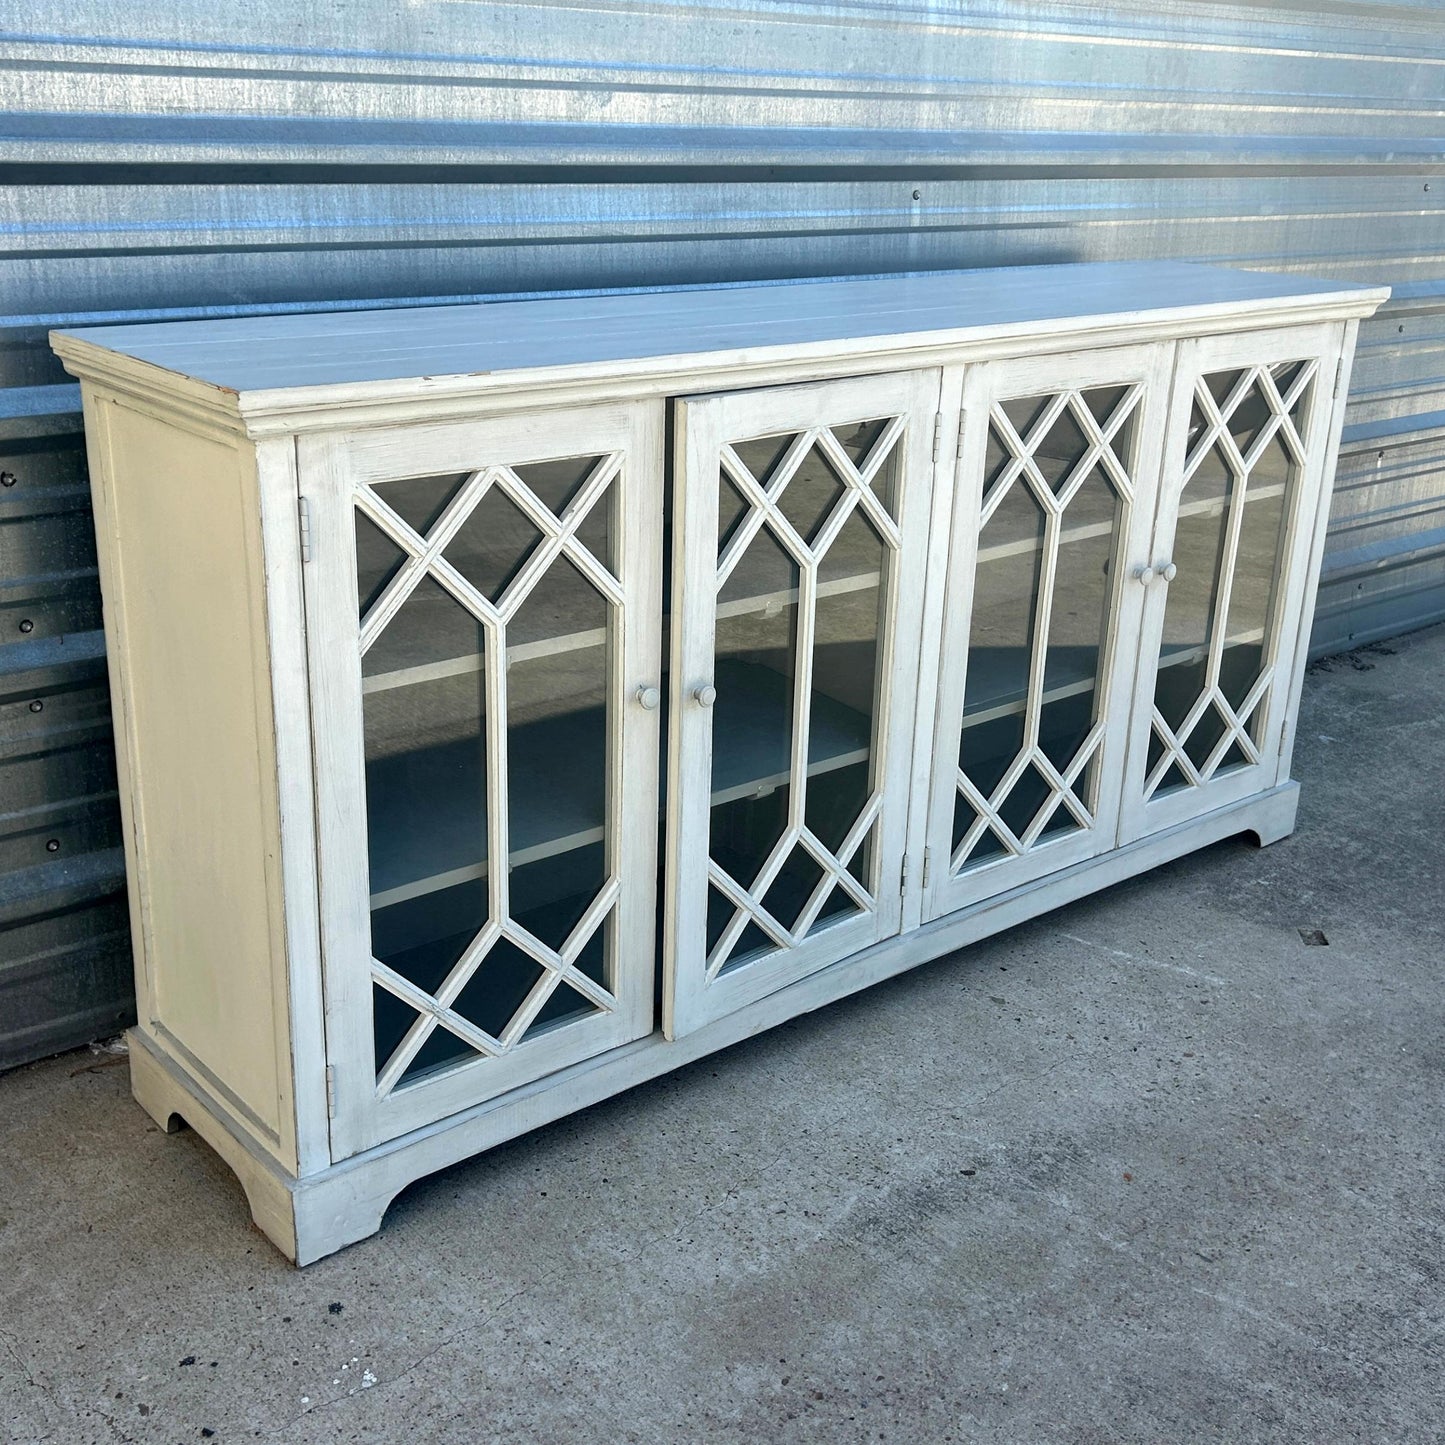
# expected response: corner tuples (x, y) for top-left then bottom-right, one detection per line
(3, 624), (1443, 1445)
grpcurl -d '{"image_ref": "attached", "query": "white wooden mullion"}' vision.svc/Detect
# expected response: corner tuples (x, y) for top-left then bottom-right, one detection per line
(746, 822), (804, 908)
(715, 456), (773, 588)
(705, 863), (794, 965)
(761, 429), (820, 503)
(1202, 453), (1250, 696)
(371, 959), (505, 1059)
(951, 774), (1000, 870)
(497, 920), (616, 1015)
(1098, 384), (1143, 443)
(706, 902), (755, 979)
(374, 1010), (443, 1098)
(1062, 721), (1106, 786)
(491, 466), (565, 541)
(1234, 664), (1275, 731)
(1017, 780), (1067, 848)
(1239, 407), (1287, 477)
(1016, 389), (1072, 452)
(1075, 395), (1138, 504)
(1022, 498), (1063, 751)
(358, 555), (429, 656)
(497, 970), (567, 1049)
(1147, 709), (1204, 793)
(855, 413), (908, 486)
(486, 612), (511, 934)
(849, 478), (903, 549)
(810, 425), (865, 488)
(1027, 750), (1092, 836)
(791, 831), (846, 935)
(1052, 438), (1106, 512)
(559, 876), (622, 967)
(807, 483), (861, 566)
(426, 554), (506, 630)
(559, 535), (626, 608)
(812, 426), (903, 545)
(1272, 361), (1318, 466)
(1168, 684), (1217, 759)
(789, 557), (819, 836)
(427, 920), (505, 1016)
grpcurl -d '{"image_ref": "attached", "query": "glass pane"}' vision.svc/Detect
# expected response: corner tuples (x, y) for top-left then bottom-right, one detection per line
(964, 480), (1044, 722)
(711, 520), (798, 895)
(983, 421), (1014, 502)
(833, 417), (890, 468)
(1081, 384), (1129, 427)
(355, 512), (408, 619)
(506, 552), (610, 966)
(955, 386), (1134, 871)
(777, 444), (846, 548)
(1001, 394), (1049, 442)
(1040, 467), (1119, 774)
(373, 471), (469, 538)
(445, 483), (543, 604)
(806, 505), (887, 906)
(360, 450), (618, 1087)
(1149, 362), (1311, 795)
(732, 432), (796, 489)
(1032, 404), (1090, 494)
(1155, 487), (1233, 736)
(514, 456), (613, 574)
(1219, 465), (1288, 715)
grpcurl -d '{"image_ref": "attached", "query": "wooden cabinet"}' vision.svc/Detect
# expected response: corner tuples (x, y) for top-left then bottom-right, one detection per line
(53, 262), (1385, 1264)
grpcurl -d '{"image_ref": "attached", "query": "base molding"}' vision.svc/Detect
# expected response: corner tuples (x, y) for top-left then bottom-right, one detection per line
(130, 783), (1299, 1265)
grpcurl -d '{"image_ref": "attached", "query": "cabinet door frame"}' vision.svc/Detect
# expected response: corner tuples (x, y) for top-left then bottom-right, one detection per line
(300, 401), (663, 1160)
(920, 343), (1171, 924)
(1118, 321), (1347, 844)
(664, 369), (940, 1039)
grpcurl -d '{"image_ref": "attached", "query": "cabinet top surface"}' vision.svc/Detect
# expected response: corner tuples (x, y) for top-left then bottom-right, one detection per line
(53, 261), (1386, 412)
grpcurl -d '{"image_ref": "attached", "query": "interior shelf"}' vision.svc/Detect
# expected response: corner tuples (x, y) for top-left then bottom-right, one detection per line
(960, 627), (1268, 729)
(971, 481), (1287, 569)
(366, 657), (872, 910)
(362, 573), (883, 697)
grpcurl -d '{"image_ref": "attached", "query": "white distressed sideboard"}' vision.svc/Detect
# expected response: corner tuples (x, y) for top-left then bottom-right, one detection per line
(52, 262), (1386, 1264)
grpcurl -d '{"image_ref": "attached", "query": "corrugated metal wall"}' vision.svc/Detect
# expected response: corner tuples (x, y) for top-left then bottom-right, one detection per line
(3, 0), (1442, 1068)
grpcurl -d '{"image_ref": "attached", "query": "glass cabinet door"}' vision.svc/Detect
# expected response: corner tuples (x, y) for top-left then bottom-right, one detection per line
(303, 403), (663, 1159)
(922, 346), (1169, 923)
(665, 371), (938, 1038)
(1119, 325), (1343, 842)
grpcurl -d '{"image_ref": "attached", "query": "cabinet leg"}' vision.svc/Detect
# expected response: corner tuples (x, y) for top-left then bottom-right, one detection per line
(1244, 780), (1300, 848)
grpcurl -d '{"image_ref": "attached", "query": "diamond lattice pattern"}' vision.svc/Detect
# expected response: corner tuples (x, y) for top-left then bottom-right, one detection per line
(355, 455), (625, 1093)
(952, 385), (1139, 874)
(1145, 360), (1315, 800)
(703, 417), (905, 980)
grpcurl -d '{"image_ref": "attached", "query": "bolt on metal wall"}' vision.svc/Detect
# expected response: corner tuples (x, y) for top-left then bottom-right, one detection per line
(1, 0), (1441, 1067)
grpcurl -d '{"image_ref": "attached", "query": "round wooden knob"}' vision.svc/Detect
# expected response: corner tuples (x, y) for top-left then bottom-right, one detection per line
(1161, 561), (1178, 582)
(694, 684), (718, 708)
(636, 685), (661, 710)
(1133, 564), (1156, 586)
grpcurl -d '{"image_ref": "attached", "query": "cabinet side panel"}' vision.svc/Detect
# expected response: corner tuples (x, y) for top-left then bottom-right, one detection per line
(96, 398), (285, 1145)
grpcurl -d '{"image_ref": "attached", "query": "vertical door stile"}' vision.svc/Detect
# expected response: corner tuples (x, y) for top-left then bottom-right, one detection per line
(665, 370), (937, 1039)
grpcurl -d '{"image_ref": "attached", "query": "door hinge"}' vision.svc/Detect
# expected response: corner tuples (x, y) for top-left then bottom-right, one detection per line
(922, 846), (932, 889)
(298, 495), (313, 563)
(1333, 358), (1344, 399)
(932, 412), (943, 464)
(900, 855), (910, 895)
(956, 412), (967, 461)
(325, 1064), (337, 1118)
